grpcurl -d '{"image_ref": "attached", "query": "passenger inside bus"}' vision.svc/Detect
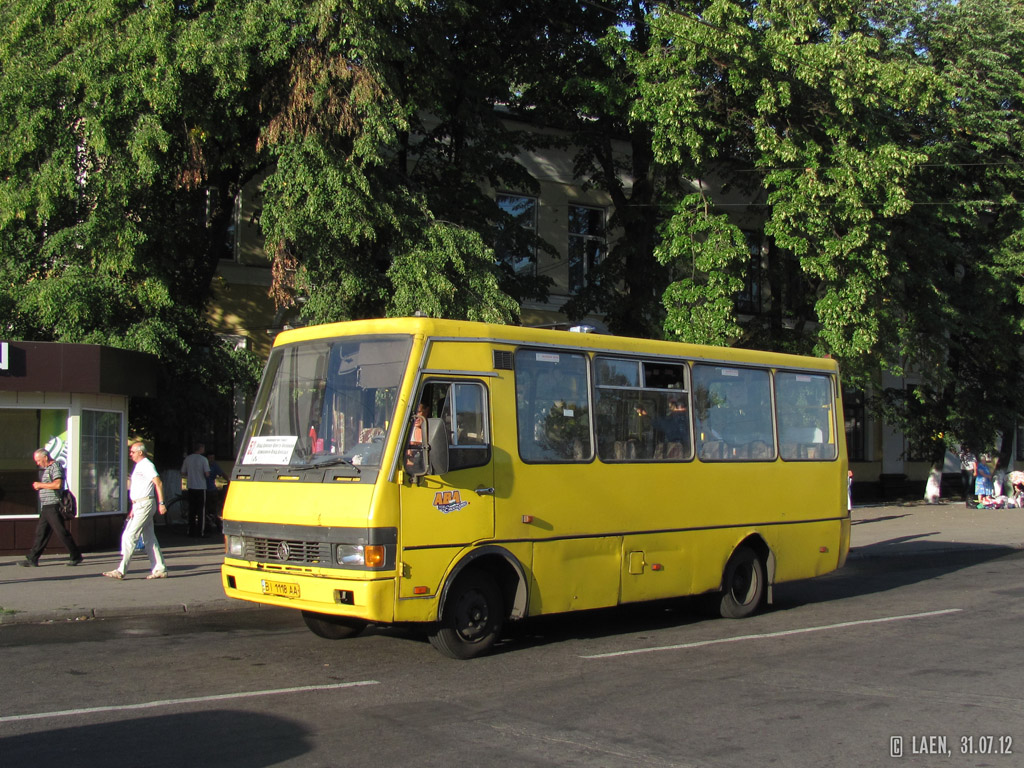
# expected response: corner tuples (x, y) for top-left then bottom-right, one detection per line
(657, 399), (689, 440)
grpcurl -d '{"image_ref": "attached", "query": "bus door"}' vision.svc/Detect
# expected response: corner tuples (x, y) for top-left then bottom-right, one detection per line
(399, 379), (495, 586)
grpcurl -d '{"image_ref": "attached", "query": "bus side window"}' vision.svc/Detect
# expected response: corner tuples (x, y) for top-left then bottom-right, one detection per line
(776, 372), (837, 461)
(692, 365), (774, 462)
(409, 381), (491, 474)
(515, 350), (592, 463)
(446, 383), (491, 470)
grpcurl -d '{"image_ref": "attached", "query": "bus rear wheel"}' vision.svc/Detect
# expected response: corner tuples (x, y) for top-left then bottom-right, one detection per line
(718, 546), (766, 619)
(428, 571), (504, 659)
(301, 610), (366, 640)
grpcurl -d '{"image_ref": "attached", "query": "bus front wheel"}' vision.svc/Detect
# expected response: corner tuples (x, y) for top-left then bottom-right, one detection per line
(302, 610), (366, 640)
(718, 546), (766, 619)
(429, 571), (504, 659)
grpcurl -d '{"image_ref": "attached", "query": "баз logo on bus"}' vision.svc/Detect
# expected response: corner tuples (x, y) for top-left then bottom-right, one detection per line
(433, 490), (469, 514)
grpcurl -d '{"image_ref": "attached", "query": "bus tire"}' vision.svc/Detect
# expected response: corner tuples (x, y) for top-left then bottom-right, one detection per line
(301, 610), (365, 640)
(718, 546), (766, 619)
(428, 571), (504, 659)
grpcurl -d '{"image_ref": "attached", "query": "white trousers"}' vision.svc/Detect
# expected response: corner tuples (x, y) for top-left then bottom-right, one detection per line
(117, 497), (166, 575)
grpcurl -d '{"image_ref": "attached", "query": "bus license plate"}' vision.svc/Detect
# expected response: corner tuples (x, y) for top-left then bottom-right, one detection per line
(261, 579), (300, 599)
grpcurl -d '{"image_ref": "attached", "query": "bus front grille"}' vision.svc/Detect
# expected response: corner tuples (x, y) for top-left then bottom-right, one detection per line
(248, 537), (326, 565)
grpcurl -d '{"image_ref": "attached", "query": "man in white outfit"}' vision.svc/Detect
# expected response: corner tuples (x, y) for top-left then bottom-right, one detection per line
(103, 441), (168, 580)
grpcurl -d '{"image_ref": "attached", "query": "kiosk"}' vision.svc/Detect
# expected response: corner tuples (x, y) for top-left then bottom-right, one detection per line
(0, 341), (158, 554)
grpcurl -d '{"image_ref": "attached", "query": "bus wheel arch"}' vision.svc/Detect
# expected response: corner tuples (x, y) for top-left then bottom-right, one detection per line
(439, 546), (528, 621)
(429, 549), (526, 660)
(717, 537), (773, 619)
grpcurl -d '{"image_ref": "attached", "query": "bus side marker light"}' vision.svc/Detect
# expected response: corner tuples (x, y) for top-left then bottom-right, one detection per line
(413, 586), (430, 595)
(651, 563), (664, 571)
(819, 546), (829, 553)
(522, 515), (534, 523)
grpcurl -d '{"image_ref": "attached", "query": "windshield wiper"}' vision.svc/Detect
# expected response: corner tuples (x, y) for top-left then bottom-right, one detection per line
(289, 455), (360, 473)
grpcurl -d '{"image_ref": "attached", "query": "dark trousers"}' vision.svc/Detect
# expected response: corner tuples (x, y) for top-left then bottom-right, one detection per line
(28, 503), (82, 563)
(187, 489), (206, 536)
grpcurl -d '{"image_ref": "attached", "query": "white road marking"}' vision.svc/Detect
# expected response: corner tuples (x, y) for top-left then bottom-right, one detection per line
(580, 609), (963, 660)
(0, 680), (380, 724)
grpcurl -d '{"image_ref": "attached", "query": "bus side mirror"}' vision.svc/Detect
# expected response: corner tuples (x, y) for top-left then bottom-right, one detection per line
(426, 417), (450, 476)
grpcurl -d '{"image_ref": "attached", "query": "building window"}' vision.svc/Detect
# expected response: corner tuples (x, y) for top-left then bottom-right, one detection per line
(80, 410), (123, 516)
(568, 205), (605, 294)
(495, 194), (537, 277)
(843, 388), (866, 462)
(735, 233), (763, 315)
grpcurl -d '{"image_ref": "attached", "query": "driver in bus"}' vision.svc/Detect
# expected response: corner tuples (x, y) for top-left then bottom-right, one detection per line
(405, 403), (431, 473)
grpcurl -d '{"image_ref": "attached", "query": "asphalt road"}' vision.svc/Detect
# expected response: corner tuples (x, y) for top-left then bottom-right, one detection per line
(2, 549), (1022, 768)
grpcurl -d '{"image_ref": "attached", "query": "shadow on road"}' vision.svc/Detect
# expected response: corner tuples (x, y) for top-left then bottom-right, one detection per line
(773, 545), (1021, 611)
(477, 547), (1023, 656)
(0, 710), (311, 767)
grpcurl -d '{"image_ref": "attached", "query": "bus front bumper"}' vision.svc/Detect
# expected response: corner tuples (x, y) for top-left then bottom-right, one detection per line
(222, 560), (396, 621)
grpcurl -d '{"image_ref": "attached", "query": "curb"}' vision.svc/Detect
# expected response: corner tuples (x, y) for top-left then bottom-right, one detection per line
(0, 599), (257, 626)
(845, 542), (1024, 561)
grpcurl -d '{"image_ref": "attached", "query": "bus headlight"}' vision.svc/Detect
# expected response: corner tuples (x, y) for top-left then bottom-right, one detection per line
(336, 544), (365, 565)
(226, 535), (245, 558)
(336, 543), (385, 567)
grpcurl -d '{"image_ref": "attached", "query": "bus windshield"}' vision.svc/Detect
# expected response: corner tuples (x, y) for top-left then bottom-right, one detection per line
(239, 335), (412, 469)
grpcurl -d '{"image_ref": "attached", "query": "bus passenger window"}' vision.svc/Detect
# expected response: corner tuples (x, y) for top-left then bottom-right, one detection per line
(515, 350), (592, 463)
(692, 364), (775, 462)
(594, 357), (691, 462)
(776, 372), (837, 461)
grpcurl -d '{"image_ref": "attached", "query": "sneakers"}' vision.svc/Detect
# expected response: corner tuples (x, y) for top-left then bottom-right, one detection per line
(101, 569), (166, 579)
(18, 558), (39, 568)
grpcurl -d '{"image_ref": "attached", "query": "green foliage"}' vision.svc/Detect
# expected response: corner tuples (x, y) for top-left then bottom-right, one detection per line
(2, 0), (1023, 461)
(253, 0), (560, 325)
(386, 223), (519, 324)
(632, 0), (1024, 451)
(656, 193), (747, 345)
(0, 0), (263, 451)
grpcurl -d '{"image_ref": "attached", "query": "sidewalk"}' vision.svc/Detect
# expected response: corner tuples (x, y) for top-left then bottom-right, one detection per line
(0, 525), (247, 626)
(2, 500), (1024, 626)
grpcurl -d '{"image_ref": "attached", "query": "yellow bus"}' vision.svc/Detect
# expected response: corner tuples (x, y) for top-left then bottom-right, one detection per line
(221, 317), (849, 658)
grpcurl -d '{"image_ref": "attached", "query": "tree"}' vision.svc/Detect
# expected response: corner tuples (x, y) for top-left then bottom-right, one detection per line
(630, 0), (1024, 492)
(4, 0), (1021, 487)
(250, 0), (594, 326)
(0, 0), (263, 453)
